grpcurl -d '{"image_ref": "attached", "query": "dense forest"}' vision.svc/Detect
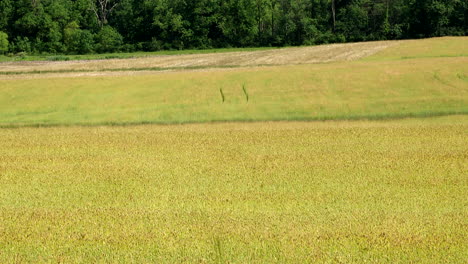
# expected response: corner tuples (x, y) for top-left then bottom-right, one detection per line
(0, 0), (466, 54)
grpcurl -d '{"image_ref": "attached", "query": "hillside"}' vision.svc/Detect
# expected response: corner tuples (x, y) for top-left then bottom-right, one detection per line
(0, 37), (467, 263)
(0, 37), (466, 127)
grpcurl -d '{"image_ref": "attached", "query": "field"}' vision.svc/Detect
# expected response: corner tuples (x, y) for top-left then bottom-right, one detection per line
(0, 40), (395, 74)
(1, 117), (467, 263)
(0, 47), (280, 63)
(0, 38), (467, 127)
(0, 37), (467, 262)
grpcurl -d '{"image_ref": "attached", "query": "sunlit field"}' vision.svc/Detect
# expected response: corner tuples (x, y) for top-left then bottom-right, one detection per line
(0, 39), (467, 127)
(0, 37), (467, 262)
(0, 116), (467, 263)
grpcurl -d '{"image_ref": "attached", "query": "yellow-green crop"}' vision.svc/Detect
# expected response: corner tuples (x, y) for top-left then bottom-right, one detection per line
(1, 37), (467, 127)
(0, 56), (467, 127)
(0, 37), (467, 263)
(364, 37), (468, 61)
(0, 116), (467, 263)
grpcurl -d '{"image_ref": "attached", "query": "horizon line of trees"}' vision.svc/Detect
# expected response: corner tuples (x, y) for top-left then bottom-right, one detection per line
(0, 0), (466, 55)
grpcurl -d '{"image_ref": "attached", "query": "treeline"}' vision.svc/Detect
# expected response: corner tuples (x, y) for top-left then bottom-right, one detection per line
(0, 0), (466, 55)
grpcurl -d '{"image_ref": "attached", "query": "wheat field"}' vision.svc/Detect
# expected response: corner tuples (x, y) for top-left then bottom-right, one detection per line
(1, 116), (467, 263)
(0, 37), (467, 263)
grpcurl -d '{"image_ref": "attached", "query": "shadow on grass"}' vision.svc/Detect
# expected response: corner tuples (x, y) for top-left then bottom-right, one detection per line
(1, 111), (466, 129)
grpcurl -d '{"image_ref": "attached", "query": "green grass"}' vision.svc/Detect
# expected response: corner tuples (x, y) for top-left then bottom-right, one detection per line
(0, 65), (242, 76)
(1, 37), (466, 127)
(1, 37), (465, 64)
(0, 56), (467, 127)
(0, 116), (466, 263)
(364, 37), (468, 61)
(0, 38), (467, 263)
(0, 46), (277, 62)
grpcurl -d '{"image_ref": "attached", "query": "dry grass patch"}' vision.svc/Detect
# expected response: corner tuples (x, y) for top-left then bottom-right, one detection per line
(0, 40), (395, 74)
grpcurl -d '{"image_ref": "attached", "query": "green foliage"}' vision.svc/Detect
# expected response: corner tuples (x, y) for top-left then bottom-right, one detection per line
(75, 31), (95, 54)
(63, 21), (79, 50)
(64, 22), (95, 54)
(0, 32), (8, 54)
(220, 0), (258, 46)
(46, 55), (71, 61)
(11, 36), (31, 53)
(0, 0), (13, 31)
(0, 0), (466, 54)
(95, 26), (123, 53)
(337, 2), (369, 41)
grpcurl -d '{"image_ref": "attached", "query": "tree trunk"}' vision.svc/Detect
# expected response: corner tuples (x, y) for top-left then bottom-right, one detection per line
(271, 1), (276, 38)
(331, 0), (336, 32)
(90, 0), (119, 28)
(386, 0), (390, 24)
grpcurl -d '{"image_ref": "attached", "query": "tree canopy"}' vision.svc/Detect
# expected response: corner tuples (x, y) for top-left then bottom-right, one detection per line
(0, 31), (8, 54)
(0, 0), (466, 54)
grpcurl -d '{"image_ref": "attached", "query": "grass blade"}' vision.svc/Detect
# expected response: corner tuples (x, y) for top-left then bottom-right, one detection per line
(219, 88), (225, 103)
(242, 83), (249, 102)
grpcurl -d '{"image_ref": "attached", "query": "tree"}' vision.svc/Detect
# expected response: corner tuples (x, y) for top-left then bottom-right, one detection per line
(0, 31), (8, 54)
(0, 0), (13, 32)
(331, 0), (336, 31)
(64, 21), (95, 54)
(220, 0), (258, 47)
(90, 0), (120, 27)
(95, 25), (123, 52)
(0, 0), (464, 54)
